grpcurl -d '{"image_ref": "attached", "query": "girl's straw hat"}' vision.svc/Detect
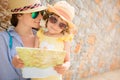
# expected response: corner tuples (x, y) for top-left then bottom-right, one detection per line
(47, 1), (75, 28)
(8, 0), (46, 14)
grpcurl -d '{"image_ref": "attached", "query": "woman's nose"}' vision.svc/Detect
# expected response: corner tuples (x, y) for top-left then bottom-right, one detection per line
(36, 13), (43, 20)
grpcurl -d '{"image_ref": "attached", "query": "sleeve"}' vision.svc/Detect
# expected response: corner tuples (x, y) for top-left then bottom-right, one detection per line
(58, 34), (74, 42)
(36, 29), (44, 38)
(0, 34), (9, 56)
(0, 32), (15, 59)
(0, 34), (10, 75)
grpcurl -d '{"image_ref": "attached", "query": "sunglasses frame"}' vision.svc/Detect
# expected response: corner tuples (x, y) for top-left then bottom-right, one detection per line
(31, 10), (45, 19)
(48, 15), (68, 29)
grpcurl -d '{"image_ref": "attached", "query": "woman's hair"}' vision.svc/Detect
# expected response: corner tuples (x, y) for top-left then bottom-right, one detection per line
(10, 14), (18, 27)
(43, 11), (70, 34)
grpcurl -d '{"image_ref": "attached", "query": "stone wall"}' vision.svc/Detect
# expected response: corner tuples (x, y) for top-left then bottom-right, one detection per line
(0, 0), (10, 30)
(0, 0), (120, 80)
(64, 0), (120, 79)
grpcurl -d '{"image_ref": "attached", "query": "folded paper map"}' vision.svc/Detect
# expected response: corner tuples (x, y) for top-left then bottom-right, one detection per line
(16, 47), (66, 68)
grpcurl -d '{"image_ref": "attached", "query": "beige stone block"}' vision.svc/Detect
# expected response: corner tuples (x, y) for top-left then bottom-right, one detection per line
(101, 69), (120, 80)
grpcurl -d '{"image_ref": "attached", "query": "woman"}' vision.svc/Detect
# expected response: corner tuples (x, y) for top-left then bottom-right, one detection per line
(0, 0), (46, 80)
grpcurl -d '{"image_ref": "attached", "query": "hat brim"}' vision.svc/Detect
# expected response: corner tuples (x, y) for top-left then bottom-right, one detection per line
(47, 4), (75, 28)
(9, 6), (46, 14)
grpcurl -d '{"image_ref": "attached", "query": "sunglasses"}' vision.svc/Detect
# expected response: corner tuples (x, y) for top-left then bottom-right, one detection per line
(31, 10), (44, 19)
(48, 16), (67, 29)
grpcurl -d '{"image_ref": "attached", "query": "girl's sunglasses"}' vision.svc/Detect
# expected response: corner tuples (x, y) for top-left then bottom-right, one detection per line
(31, 10), (45, 19)
(48, 16), (67, 29)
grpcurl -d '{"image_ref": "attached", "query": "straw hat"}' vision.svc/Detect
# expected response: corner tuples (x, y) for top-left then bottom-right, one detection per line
(47, 1), (75, 28)
(8, 0), (46, 14)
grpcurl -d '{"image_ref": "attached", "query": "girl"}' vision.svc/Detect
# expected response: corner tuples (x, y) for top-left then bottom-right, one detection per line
(33, 1), (76, 80)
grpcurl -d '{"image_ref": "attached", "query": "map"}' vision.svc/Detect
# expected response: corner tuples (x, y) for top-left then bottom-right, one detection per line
(16, 47), (66, 68)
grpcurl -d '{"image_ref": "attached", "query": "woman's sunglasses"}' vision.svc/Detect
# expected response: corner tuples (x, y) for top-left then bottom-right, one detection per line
(48, 16), (67, 29)
(31, 10), (45, 19)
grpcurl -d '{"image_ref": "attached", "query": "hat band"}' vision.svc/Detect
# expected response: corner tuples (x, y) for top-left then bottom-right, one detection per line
(11, 3), (42, 12)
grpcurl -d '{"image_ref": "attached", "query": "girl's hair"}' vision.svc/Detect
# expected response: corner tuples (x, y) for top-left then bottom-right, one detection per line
(10, 14), (18, 27)
(43, 11), (70, 34)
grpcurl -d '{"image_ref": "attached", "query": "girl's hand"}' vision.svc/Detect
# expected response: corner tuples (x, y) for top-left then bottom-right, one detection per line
(54, 62), (70, 75)
(12, 55), (24, 68)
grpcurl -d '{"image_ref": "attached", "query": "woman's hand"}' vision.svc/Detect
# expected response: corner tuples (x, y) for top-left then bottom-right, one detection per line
(54, 62), (70, 75)
(12, 55), (24, 68)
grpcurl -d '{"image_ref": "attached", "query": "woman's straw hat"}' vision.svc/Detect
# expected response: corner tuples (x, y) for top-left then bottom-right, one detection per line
(8, 0), (46, 14)
(47, 1), (75, 28)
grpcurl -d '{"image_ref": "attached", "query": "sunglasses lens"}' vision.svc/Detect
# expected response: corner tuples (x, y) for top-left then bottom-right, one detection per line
(59, 23), (67, 29)
(31, 12), (39, 19)
(49, 16), (67, 29)
(49, 16), (57, 23)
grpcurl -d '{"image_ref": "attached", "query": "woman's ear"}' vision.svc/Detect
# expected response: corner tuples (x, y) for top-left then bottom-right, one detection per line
(17, 14), (23, 19)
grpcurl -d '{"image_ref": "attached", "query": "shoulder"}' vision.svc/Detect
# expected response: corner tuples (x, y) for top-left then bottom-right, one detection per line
(58, 34), (74, 42)
(0, 30), (9, 38)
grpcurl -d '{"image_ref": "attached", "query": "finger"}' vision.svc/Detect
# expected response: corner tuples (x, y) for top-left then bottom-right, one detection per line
(55, 65), (64, 69)
(57, 70), (65, 74)
(12, 55), (24, 68)
(15, 55), (20, 58)
(15, 55), (23, 64)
